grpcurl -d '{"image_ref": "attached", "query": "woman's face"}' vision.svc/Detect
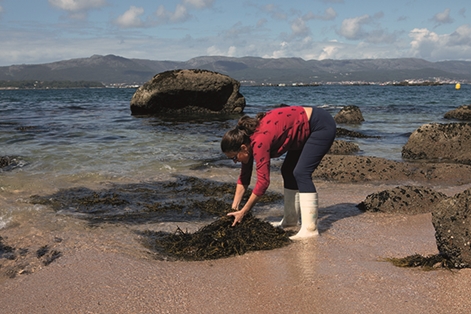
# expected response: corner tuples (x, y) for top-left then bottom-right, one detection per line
(225, 144), (251, 164)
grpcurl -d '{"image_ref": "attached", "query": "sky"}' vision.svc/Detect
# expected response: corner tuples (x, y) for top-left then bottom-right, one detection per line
(0, 0), (470, 66)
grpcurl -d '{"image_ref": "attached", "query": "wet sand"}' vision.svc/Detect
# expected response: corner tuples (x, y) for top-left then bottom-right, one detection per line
(2, 180), (471, 313)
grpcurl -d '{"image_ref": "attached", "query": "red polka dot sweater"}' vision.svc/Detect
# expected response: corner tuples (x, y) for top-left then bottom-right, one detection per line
(238, 106), (310, 196)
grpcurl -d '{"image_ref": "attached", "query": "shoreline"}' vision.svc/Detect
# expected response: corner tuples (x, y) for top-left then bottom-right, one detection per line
(2, 177), (471, 313)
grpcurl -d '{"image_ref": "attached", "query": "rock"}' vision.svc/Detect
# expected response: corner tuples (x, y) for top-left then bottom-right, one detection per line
(0, 156), (14, 168)
(444, 105), (471, 121)
(314, 155), (471, 185)
(432, 188), (471, 268)
(328, 140), (360, 155)
(0, 156), (23, 172)
(402, 123), (471, 165)
(334, 105), (364, 124)
(357, 186), (448, 214)
(336, 127), (380, 138)
(315, 155), (410, 183)
(130, 69), (246, 115)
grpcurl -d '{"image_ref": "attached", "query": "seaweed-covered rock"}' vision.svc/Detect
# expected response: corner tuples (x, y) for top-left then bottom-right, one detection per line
(315, 155), (471, 185)
(357, 186), (448, 214)
(432, 188), (471, 268)
(402, 123), (471, 165)
(130, 69), (246, 116)
(334, 105), (364, 124)
(444, 105), (471, 121)
(315, 155), (411, 183)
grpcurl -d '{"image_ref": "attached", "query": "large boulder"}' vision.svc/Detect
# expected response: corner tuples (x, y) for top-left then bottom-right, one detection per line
(444, 104), (471, 121)
(357, 186), (448, 214)
(402, 123), (471, 165)
(432, 188), (471, 268)
(334, 105), (364, 124)
(130, 69), (246, 115)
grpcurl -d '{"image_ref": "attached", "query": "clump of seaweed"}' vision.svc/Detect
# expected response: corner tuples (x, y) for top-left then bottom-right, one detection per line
(1, 237), (62, 279)
(36, 245), (62, 266)
(385, 253), (454, 270)
(141, 214), (292, 261)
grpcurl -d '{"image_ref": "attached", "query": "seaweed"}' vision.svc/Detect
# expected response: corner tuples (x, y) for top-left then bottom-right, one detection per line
(141, 214), (293, 261)
(385, 253), (454, 270)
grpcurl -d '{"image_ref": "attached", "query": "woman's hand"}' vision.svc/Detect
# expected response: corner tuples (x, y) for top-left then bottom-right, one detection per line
(227, 192), (260, 227)
(227, 210), (246, 227)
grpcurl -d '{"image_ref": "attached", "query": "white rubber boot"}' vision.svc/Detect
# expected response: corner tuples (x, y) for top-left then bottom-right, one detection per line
(290, 192), (319, 240)
(271, 188), (299, 228)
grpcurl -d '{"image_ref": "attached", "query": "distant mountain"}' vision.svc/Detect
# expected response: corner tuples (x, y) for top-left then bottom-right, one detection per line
(1, 54), (470, 85)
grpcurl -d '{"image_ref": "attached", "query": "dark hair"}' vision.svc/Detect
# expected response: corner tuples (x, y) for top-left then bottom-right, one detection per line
(221, 112), (266, 153)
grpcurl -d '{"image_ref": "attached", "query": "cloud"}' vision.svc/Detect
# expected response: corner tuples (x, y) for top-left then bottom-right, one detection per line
(155, 4), (190, 24)
(459, 8), (466, 18)
(319, 7), (337, 20)
(114, 6), (145, 28)
(206, 45), (236, 57)
(338, 14), (371, 40)
(222, 22), (255, 39)
(432, 8), (454, 26)
(260, 4), (287, 20)
(303, 7), (337, 21)
(409, 25), (471, 60)
(287, 8), (337, 39)
(114, 0), (214, 28)
(256, 18), (268, 28)
(290, 18), (310, 37)
(182, 0), (214, 9)
(48, 0), (107, 19)
(337, 13), (396, 44)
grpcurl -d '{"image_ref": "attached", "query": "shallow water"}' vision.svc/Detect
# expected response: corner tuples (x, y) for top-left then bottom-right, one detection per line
(1, 84), (470, 230)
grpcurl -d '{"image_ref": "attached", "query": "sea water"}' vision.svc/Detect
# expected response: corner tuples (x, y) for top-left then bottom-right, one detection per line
(1, 84), (470, 227)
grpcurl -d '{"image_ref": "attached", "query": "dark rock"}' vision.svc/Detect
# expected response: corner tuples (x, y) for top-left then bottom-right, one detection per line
(444, 105), (471, 121)
(328, 140), (360, 155)
(357, 186), (448, 214)
(0, 156), (15, 168)
(402, 123), (471, 165)
(314, 155), (471, 185)
(315, 155), (410, 183)
(336, 127), (380, 139)
(0, 156), (23, 172)
(334, 105), (364, 124)
(130, 69), (246, 116)
(432, 188), (471, 268)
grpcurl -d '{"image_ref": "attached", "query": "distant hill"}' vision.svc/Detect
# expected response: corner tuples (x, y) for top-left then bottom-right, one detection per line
(0, 54), (470, 85)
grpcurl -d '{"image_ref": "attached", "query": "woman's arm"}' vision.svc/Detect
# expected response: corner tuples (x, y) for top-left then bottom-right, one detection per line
(231, 183), (247, 210)
(228, 189), (261, 227)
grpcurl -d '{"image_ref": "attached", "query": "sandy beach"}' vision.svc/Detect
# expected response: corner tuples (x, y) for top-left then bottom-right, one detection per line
(2, 178), (471, 314)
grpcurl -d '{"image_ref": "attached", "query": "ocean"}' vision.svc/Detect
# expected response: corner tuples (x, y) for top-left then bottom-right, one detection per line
(1, 84), (470, 229)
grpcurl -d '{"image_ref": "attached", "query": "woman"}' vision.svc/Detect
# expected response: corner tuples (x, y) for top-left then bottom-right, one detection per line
(220, 105), (336, 240)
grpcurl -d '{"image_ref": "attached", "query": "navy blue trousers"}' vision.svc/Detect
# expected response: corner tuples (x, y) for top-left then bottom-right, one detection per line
(281, 107), (336, 193)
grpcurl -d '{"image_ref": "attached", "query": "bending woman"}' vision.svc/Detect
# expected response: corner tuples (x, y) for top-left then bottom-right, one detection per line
(221, 105), (336, 240)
